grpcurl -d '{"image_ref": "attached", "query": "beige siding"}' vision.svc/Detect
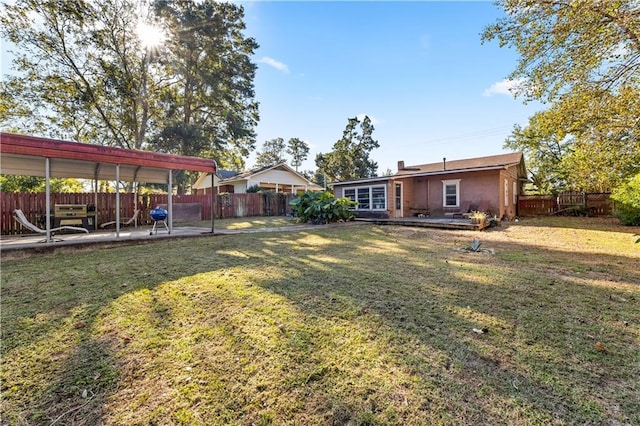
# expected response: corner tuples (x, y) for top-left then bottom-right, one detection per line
(255, 169), (311, 187)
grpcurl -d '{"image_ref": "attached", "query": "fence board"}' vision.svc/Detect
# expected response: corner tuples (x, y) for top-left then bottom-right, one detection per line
(1, 192), (296, 235)
(517, 193), (612, 217)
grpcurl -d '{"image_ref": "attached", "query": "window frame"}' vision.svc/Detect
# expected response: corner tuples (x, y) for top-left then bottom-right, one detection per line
(441, 179), (460, 208)
(342, 185), (387, 211)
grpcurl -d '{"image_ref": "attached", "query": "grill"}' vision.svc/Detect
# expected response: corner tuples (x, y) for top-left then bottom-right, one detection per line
(149, 207), (169, 235)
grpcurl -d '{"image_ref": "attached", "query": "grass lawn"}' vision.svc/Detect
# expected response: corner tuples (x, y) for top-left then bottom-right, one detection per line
(177, 216), (301, 231)
(1, 217), (638, 425)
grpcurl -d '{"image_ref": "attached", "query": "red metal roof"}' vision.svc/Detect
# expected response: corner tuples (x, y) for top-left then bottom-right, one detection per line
(0, 132), (217, 183)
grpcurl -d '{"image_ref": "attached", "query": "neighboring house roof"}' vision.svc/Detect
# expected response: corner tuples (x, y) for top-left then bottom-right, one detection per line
(192, 169), (240, 190)
(218, 170), (241, 180)
(193, 162), (323, 191)
(395, 152), (524, 177)
(220, 162), (322, 190)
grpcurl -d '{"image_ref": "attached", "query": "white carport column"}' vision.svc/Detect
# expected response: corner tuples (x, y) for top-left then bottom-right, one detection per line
(210, 174), (215, 234)
(45, 157), (51, 243)
(115, 164), (121, 238)
(168, 170), (173, 233)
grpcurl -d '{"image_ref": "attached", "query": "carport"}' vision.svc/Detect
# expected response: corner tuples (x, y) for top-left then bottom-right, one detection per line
(0, 132), (217, 243)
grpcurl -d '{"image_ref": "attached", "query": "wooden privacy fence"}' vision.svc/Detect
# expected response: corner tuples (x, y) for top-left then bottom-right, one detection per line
(1, 192), (296, 235)
(517, 193), (612, 216)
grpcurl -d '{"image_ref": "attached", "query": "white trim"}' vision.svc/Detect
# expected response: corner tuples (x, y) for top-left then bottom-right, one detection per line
(343, 184), (387, 211)
(332, 177), (391, 186)
(442, 179), (461, 208)
(394, 182), (403, 218)
(504, 178), (509, 207)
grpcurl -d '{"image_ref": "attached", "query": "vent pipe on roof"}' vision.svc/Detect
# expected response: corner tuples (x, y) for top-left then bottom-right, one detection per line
(443, 157), (446, 171)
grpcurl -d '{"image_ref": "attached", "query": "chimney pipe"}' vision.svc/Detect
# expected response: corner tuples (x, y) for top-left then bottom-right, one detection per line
(397, 160), (405, 170)
(443, 157), (446, 171)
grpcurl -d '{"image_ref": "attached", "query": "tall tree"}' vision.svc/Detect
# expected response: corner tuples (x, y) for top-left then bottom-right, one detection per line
(255, 138), (286, 168)
(316, 116), (379, 182)
(0, 0), (259, 171)
(482, 0), (640, 192)
(0, 0), (161, 148)
(286, 137), (310, 172)
(152, 0), (259, 170)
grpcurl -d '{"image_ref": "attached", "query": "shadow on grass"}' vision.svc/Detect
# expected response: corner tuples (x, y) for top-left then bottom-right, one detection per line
(1, 224), (638, 424)
(508, 215), (639, 234)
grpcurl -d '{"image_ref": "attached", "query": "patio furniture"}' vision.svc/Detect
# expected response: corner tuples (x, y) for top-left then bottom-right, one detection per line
(13, 209), (89, 242)
(99, 209), (141, 229)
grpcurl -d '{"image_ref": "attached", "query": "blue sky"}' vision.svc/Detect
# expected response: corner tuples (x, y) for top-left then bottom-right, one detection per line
(242, 1), (541, 173)
(1, 1), (542, 175)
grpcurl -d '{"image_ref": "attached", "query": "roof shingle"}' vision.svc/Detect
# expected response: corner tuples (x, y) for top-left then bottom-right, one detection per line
(395, 152), (523, 176)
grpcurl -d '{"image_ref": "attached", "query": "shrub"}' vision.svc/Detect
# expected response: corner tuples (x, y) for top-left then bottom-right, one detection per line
(290, 191), (356, 225)
(469, 211), (487, 225)
(246, 184), (262, 193)
(611, 174), (640, 226)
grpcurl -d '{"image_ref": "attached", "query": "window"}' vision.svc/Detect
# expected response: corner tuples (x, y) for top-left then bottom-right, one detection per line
(343, 185), (387, 210)
(442, 179), (460, 207)
(357, 188), (370, 209)
(372, 187), (386, 209)
(344, 188), (356, 203)
(395, 183), (402, 210)
(513, 182), (517, 206)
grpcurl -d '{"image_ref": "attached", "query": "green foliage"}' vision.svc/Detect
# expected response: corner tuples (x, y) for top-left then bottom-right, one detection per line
(289, 191), (355, 225)
(286, 137), (310, 172)
(484, 1), (640, 193)
(0, 175), (85, 193)
(468, 238), (482, 252)
(0, 0), (258, 169)
(246, 184), (262, 193)
(611, 174), (640, 226)
(315, 116), (380, 182)
(469, 211), (488, 225)
(255, 138), (286, 168)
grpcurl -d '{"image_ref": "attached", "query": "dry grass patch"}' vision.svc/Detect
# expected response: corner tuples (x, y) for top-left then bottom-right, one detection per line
(1, 217), (638, 425)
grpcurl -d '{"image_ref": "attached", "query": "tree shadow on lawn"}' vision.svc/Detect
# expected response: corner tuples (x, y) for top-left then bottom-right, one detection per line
(250, 228), (640, 424)
(1, 227), (638, 424)
(506, 216), (640, 234)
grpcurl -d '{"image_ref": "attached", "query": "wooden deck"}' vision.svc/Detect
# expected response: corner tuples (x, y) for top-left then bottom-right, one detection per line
(355, 217), (485, 231)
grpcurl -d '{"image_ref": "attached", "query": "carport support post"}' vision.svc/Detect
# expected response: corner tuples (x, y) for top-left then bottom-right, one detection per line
(116, 164), (120, 238)
(168, 170), (173, 233)
(45, 157), (51, 243)
(210, 174), (215, 234)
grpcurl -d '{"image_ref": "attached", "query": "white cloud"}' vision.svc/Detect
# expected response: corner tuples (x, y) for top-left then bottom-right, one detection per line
(257, 56), (289, 74)
(482, 78), (526, 97)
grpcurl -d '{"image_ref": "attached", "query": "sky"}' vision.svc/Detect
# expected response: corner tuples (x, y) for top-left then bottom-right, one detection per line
(241, 0), (542, 174)
(1, 1), (543, 175)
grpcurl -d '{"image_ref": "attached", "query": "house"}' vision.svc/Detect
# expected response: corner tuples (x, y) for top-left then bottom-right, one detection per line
(192, 162), (323, 194)
(191, 170), (241, 194)
(332, 152), (526, 220)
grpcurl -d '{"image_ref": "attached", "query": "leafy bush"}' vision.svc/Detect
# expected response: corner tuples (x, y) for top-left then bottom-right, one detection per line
(290, 191), (356, 225)
(469, 211), (487, 225)
(611, 174), (640, 226)
(246, 184), (262, 193)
